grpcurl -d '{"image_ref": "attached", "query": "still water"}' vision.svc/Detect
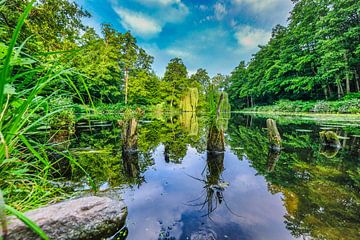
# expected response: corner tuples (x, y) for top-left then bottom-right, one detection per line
(66, 113), (360, 240)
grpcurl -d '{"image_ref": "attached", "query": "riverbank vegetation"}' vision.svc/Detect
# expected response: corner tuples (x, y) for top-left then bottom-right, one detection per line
(242, 98), (360, 114)
(0, 0), (359, 238)
(227, 0), (360, 111)
(0, 0), (227, 213)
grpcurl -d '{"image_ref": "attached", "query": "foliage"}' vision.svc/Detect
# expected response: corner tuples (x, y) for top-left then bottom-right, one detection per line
(227, 0), (360, 110)
(245, 99), (360, 113)
(227, 114), (360, 239)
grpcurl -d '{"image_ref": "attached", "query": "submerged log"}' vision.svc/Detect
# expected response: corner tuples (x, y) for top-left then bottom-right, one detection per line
(266, 119), (281, 150)
(5, 196), (127, 240)
(319, 131), (341, 148)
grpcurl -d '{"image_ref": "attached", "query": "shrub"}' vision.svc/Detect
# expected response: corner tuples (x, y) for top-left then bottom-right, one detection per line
(313, 101), (331, 113)
(338, 99), (360, 113)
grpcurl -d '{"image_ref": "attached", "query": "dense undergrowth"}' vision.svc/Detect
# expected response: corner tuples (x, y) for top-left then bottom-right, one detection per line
(243, 97), (360, 114)
(0, 0), (93, 227)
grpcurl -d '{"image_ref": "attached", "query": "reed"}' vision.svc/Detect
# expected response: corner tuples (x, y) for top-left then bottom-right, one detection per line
(0, 1), (94, 238)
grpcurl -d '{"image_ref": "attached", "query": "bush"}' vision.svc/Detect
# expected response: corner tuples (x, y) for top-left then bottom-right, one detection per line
(313, 101), (331, 113)
(338, 99), (360, 113)
(47, 96), (76, 133)
(244, 98), (360, 114)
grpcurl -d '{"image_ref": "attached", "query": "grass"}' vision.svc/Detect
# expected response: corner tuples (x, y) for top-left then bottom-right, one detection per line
(0, 1), (94, 238)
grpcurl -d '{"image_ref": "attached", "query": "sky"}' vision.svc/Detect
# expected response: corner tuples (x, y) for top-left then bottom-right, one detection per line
(75, 0), (293, 77)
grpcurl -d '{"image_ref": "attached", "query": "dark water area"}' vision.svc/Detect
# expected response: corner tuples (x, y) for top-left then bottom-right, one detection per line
(64, 113), (360, 240)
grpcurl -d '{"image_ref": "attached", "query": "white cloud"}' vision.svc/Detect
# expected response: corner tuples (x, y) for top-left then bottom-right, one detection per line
(214, 2), (227, 20)
(166, 48), (192, 59)
(234, 25), (271, 49)
(111, 0), (188, 38)
(232, 0), (283, 12)
(136, 0), (182, 7)
(113, 7), (162, 37)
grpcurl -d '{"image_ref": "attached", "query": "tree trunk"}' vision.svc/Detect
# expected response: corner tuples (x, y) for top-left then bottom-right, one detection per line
(323, 86), (328, 99)
(216, 92), (224, 118)
(337, 81), (344, 99)
(328, 85), (333, 98)
(125, 68), (128, 105)
(345, 73), (351, 94)
(354, 70), (360, 92)
(344, 52), (351, 94)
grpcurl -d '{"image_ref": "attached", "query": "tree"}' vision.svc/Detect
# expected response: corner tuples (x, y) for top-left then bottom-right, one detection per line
(120, 32), (138, 105)
(162, 58), (189, 107)
(0, 0), (90, 52)
(190, 68), (211, 94)
(228, 0), (360, 108)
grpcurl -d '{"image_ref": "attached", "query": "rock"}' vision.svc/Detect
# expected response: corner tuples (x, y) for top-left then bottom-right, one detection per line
(319, 131), (341, 148)
(5, 196), (127, 240)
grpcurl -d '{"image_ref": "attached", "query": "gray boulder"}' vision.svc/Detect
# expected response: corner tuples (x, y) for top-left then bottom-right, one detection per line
(5, 196), (127, 240)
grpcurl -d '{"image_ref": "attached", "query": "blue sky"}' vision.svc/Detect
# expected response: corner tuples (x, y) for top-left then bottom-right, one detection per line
(75, 0), (293, 77)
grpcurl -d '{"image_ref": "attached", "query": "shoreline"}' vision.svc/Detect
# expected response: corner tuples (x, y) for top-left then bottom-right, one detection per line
(234, 111), (360, 120)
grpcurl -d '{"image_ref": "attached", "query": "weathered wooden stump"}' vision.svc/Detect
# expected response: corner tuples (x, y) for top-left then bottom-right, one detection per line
(319, 131), (341, 148)
(122, 118), (138, 151)
(207, 125), (225, 152)
(266, 119), (281, 150)
(3, 196), (127, 240)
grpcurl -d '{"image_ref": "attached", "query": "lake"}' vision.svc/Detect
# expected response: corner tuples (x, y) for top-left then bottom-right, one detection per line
(61, 113), (360, 240)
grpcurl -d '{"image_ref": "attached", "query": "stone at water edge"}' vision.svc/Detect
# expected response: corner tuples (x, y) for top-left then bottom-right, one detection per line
(5, 196), (127, 240)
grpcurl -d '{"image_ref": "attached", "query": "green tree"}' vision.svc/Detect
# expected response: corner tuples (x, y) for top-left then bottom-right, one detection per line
(190, 68), (211, 94)
(162, 58), (189, 107)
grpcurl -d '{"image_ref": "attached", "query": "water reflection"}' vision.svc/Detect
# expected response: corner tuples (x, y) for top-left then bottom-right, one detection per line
(121, 118), (143, 184)
(187, 117), (229, 218)
(67, 113), (360, 240)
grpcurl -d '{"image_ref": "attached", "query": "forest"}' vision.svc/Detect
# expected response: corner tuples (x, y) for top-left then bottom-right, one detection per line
(0, 0), (359, 239)
(227, 0), (360, 112)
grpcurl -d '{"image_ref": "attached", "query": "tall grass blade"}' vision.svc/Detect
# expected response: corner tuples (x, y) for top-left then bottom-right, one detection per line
(0, 0), (35, 108)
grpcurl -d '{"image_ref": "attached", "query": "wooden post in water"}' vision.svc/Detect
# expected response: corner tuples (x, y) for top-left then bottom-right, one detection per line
(319, 131), (341, 148)
(121, 118), (140, 179)
(266, 119), (281, 150)
(319, 130), (341, 158)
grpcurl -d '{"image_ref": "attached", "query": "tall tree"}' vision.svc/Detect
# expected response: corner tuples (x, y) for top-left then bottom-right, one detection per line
(162, 58), (189, 107)
(120, 32), (138, 105)
(190, 68), (211, 94)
